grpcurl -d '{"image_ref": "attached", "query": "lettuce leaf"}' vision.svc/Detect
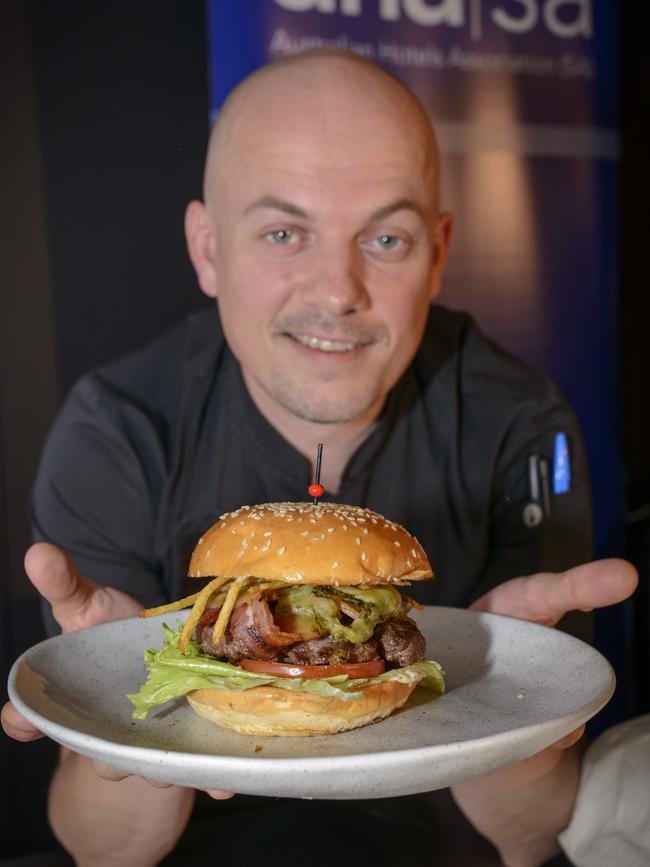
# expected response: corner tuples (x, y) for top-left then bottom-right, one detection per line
(127, 623), (445, 720)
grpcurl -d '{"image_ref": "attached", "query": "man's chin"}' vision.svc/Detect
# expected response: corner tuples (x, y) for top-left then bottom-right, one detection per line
(241, 364), (387, 427)
(269, 385), (384, 426)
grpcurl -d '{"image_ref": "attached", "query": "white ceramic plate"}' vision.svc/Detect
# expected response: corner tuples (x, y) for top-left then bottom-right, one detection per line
(8, 607), (614, 799)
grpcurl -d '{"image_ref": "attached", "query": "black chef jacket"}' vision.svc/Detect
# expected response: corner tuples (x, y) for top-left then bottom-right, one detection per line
(32, 303), (592, 637)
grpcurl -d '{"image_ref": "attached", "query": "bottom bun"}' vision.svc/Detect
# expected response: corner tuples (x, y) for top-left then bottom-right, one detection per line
(186, 680), (416, 737)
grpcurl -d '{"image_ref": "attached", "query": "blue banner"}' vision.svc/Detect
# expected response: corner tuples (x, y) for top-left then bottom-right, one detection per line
(206, 0), (621, 557)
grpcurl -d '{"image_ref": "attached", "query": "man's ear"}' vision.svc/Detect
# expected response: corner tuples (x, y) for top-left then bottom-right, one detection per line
(185, 200), (219, 298)
(429, 211), (453, 301)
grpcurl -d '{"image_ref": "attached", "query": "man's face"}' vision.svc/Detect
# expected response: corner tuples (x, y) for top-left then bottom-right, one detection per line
(194, 76), (450, 427)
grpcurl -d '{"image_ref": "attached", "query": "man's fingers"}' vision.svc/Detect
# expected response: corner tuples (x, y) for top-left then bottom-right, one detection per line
(205, 789), (235, 800)
(93, 762), (217, 793)
(472, 559), (638, 626)
(1, 701), (43, 742)
(551, 725), (586, 751)
(92, 761), (177, 789)
(92, 760), (133, 782)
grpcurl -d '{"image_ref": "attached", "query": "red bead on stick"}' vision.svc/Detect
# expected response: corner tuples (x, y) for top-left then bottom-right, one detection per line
(309, 443), (324, 503)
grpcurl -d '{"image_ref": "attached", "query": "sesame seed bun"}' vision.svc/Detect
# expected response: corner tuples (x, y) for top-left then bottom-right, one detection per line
(186, 679), (417, 736)
(188, 501), (433, 586)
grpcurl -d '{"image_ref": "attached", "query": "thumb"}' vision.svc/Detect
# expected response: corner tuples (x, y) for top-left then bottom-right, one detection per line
(471, 558), (638, 627)
(24, 543), (141, 632)
(25, 543), (96, 631)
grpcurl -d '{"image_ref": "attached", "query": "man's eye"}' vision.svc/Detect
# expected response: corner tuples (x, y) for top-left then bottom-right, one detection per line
(362, 232), (410, 261)
(376, 235), (401, 250)
(267, 229), (295, 244)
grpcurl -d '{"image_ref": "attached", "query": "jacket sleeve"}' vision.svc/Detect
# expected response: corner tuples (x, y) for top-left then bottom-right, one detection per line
(31, 373), (168, 636)
(471, 388), (593, 602)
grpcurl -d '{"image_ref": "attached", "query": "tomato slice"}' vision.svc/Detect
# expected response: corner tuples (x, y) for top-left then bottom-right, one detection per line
(239, 658), (385, 679)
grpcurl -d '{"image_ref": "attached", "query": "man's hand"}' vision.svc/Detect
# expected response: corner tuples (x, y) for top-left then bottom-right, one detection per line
(469, 557), (638, 755)
(470, 557), (638, 624)
(2, 543), (143, 744)
(452, 559), (638, 867)
(2, 543), (235, 801)
(23, 542), (144, 632)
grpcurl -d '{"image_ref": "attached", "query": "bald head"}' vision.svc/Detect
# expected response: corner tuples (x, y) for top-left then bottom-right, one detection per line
(204, 49), (440, 212)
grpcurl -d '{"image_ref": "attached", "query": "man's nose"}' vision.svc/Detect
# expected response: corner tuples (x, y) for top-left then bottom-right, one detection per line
(303, 246), (370, 314)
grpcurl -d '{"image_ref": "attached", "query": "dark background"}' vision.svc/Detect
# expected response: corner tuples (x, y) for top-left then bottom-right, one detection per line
(1, 0), (648, 861)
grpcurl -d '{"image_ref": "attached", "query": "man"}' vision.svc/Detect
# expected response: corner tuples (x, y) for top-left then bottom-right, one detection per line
(29, 49), (592, 623)
(1, 49), (622, 865)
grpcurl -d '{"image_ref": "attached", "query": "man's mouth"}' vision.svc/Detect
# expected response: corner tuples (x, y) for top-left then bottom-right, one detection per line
(290, 333), (363, 353)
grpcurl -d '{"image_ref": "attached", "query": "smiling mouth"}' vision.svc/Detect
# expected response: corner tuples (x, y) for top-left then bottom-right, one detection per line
(290, 333), (364, 353)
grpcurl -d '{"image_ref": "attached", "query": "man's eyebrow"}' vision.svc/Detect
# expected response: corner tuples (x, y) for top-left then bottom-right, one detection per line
(368, 199), (426, 222)
(243, 196), (426, 222)
(243, 196), (310, 219)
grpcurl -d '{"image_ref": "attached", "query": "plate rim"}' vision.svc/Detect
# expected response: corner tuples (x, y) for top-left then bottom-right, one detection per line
(8, 605), (616, 774)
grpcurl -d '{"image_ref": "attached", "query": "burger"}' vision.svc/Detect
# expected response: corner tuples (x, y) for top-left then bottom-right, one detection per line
(128, 502), (445, 736)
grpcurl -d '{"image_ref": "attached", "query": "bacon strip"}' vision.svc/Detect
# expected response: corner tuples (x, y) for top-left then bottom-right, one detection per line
(231, 594), (300, 648)
(200, 593), (302, 662)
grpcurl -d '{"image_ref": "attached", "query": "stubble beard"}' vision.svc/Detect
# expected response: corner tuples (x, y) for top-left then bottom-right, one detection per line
(260, 369), (385, 425)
